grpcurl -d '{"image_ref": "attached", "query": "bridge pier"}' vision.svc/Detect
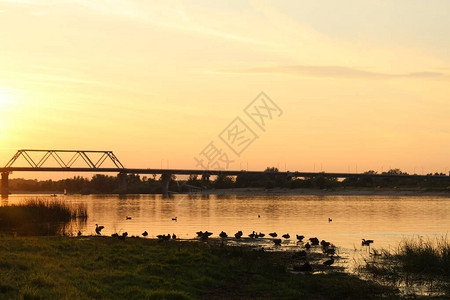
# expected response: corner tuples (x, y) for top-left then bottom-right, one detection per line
(118, 173), (128, 194)
(161, 173), (171, 198)
(1, 172), (9, 198)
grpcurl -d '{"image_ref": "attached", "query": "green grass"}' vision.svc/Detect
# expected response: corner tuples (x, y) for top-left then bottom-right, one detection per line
(0, 236), (397, 299)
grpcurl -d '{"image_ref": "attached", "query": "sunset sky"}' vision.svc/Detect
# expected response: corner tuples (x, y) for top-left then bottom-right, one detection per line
(1, 0), (450, 179)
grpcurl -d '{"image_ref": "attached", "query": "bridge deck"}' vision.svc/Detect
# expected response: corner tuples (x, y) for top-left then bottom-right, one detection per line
(1, 167), (450, 180)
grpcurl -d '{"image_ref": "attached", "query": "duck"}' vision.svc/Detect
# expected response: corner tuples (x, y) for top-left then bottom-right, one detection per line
(257, 232), (265, 238)
(282, 233), (290, 239)
(328, 218), (332, 222)
(362, 239), (374, 246)
(323, 257), (335, 266)
(126, 216), (132, 220)
(77, 230), (82, 237)
(320, 240), (331, 248)
(111, 233), (119, 237)
(248, 231), (257, 239)
(201, 231), (212, 239)
(142, 231), (148, 237)
(296, 235), (305, 242)
(219, 231), (228, 238)
(234, 231), (243, 239)
(95, 224), (104, 235)
(172, 217), (177, 221)
(309, 237), (319, 245)
(196, 231), (203, 237)
(172, 233), (176, 239)
(269, 232), (277, 238)
(305, 242), (311, 250)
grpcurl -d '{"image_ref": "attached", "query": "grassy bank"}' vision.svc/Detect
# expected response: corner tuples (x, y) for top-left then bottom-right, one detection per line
(0, 236), (398, 300)
(361, 237), (450, 297)
(0, 199), (87, 236)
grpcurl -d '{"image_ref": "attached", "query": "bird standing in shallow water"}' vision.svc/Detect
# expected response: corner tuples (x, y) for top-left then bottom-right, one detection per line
(234, 231), (243, 239)
(296, 235), (304, 242)
(362, 239), (374, 246)
(95, 224), (104, 235)
(219, 231), (228, 238)
(172, 233), (176, 239)
(77, 231), (82, 237)
(142, 231), (148, 237)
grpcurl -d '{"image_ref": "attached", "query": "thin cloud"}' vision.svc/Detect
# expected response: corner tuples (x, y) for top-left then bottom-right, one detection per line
(225, 65), (447, 79)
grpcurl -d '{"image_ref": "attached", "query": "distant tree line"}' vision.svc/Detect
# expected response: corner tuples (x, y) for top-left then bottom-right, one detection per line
(8, 168), (450, 194)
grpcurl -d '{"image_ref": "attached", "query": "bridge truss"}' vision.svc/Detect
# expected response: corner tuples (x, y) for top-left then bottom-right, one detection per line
(5, 150), (125, 169)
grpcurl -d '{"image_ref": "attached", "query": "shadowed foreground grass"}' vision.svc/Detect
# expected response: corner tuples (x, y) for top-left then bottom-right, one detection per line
(362, 237), (450, 297)
(0, 236), (398, 300)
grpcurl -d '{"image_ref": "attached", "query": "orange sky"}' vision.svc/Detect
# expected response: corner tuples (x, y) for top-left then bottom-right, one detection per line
(1, 0), (450, 179)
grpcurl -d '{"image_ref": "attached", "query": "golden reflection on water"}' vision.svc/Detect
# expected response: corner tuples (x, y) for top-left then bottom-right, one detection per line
(3, 194), (450, 250)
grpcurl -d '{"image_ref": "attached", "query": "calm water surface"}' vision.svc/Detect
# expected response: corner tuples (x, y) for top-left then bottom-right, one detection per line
(4, 194), (449, 251)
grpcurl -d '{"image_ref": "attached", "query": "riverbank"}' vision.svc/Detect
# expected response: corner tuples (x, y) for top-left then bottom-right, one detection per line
(0, 235), (399, 299)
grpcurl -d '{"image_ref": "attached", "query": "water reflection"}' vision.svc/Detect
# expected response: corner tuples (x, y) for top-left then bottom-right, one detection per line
(4, 194), (449, 249)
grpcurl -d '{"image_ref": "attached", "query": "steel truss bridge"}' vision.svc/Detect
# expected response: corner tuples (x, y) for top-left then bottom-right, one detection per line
(1, 149), (450, 197)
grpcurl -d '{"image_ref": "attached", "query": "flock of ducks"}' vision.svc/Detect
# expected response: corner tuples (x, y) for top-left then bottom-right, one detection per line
(83, 218), (375, 272)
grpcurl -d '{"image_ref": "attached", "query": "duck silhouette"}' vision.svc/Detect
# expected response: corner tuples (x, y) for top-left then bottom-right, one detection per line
(234, 231), (243, 239)
(142, 231), (148, 237)
(269, 232), (277, 238)
(362, 239), (374, 246)
(320, 240), (331, 248)
(305, 242), (311, 250)
(323, 257), (335, 266)
(219, 231), (228, 238)
(296, 235), (305, 242)
(282, 233), (290, 239)
(309, 237), (319, 245)
(95, 224), (104, 235)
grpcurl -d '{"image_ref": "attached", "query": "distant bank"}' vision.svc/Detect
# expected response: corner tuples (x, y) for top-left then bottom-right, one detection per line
(8, 187), (450, 197)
